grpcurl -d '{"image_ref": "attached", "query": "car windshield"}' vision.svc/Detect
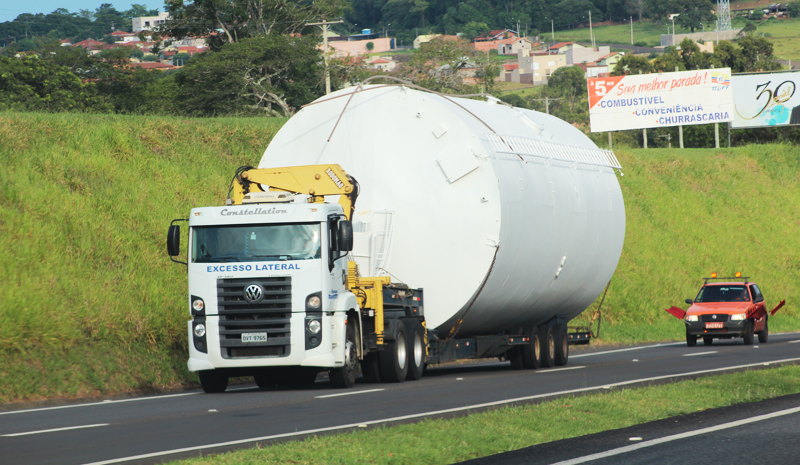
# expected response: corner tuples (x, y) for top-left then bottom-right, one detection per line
(192, 223), (321, 263)
(695, 285), (750, 303)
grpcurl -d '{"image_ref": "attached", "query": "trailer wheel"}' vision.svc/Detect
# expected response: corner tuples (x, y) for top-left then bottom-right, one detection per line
(540, 325), (555, 368)
(405, 320), (425, 381)
(522, 326), (542, 369)
(508, 347), (524, 370)
(330, 322), (358, 388)
(198, 370), (228, 393)
(686, 333), (697, 347)
(758, 317), (769, 343)
(553, 324), (569, 366)
(743, 320), (754, 345)
(360, 353), (382, 383)
(379, 324), (408, 382)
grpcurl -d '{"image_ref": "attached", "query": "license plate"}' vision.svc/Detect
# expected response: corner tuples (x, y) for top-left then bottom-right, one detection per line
(705, 322), (723, 329)
(242, 332), (268, 343)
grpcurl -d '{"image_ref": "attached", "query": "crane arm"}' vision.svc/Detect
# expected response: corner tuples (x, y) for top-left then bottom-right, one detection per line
(229, 164), (359, 220)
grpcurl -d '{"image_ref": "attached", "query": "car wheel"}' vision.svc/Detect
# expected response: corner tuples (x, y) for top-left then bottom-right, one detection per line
(198, 370), (228, 393)
(703, 336), (713, 346)
(743, 320), (754, 345)
(686, 333), (697, 347)
(758, 317), (769, 343)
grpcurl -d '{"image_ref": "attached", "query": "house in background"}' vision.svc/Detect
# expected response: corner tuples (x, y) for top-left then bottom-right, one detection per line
(132, 13), (170, 33)
(515, 49), (568, 84)
(369, 57), (397, 72)
(497, 37), (533, 55)
(565, 44), (611, 65)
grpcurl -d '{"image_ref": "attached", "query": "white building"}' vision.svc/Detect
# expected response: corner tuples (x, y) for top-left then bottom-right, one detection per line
(132, 13), (170, 33)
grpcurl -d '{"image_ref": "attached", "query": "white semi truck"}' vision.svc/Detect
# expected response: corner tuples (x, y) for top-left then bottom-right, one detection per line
(167, 84), (626, 393)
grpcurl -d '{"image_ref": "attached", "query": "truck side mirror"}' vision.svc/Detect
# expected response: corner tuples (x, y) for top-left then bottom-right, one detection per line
(685, 298), (693, 305)
(167, 225), (181, 256)
(338, 220), (353, 252)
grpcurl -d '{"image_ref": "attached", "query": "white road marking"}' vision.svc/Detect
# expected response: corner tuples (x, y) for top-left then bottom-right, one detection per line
(538, 366), (586, 373)
(81, 357), (800, 465)
(571, 342), (684, 358)
(683, 351), (718, 357)
(788, 340), (800, 344)
(3, 423), (109, 437)
(314, 389), (384, 399)
(0, 393), (200, 416)
(550, 406), (800, 465)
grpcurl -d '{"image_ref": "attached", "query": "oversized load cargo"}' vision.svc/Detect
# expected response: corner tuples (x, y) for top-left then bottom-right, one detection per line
(260, 85), (625, 337)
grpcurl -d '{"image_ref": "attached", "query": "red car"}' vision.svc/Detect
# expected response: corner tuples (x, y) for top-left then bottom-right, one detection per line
(666, 275), (785, 347)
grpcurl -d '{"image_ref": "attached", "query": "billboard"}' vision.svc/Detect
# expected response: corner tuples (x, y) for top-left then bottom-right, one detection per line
(588, 69), (734, 132)
(732, 71), (800, 128)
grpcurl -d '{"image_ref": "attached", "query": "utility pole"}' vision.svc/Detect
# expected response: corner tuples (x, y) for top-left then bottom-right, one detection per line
(551, 19), (554, 42)
(307, 20), (343, 95)
(588, 10), (594, 50)
(630, 16), (633, 45)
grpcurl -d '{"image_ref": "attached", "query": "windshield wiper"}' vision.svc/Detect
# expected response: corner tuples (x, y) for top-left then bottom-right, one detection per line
(251, 254), (294, 261)
(206, 256), (241, 262)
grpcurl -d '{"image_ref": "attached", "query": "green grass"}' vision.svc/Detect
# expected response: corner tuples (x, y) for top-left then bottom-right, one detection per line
(164, 364), (800, 464)
(753, 18), (800, 62)
(1, 113), (798, 403)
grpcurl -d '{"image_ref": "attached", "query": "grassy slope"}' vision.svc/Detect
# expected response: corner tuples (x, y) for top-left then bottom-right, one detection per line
(0, 113), (286, 403)
(0, 113), (798, 403)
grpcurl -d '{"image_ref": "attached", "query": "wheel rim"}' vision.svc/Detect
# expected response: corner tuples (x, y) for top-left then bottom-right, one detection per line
(548, 334), (555, 357)
(344, 340), (357, 372)
(561, 333), (568, 355)
(534, 334), (540, 360)
(396, 335), (407, 369)
(413, 333), (424, 367)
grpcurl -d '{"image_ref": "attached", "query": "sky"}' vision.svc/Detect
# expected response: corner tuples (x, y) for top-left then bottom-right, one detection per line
(0, 1), (162, 22)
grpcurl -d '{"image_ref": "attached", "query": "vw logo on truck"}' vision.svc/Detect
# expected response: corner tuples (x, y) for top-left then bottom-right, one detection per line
(243, 284), (264, 303)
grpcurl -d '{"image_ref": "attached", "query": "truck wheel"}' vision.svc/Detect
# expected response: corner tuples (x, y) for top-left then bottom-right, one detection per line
(522, 326), (542, 369)
(553, 324), (569, 366)
(254, 371), (278, 388)
(540, 325), (555, 368)
(508, 347), (525, 370)
(703, 336), (713, 346)
(330, 323), (358, 388)
(198, 370), (228, 393)
(405, 320), (425, 381)
(743, 320), (754, 345)
(686, 333), (697, 347)
(758, 318), (769, 343)
(360, 353), (382, 383)
(379, 323), (408, 382)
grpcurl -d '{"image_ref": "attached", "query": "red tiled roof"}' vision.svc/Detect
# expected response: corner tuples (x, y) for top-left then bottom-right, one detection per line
(72, 39), (105, 49)
(502, 63), (519, 70)
(131, 62), (176, 69)
(548, 42), (574, 50)
(111, 31), (133, 36)
(370, 58), (390, 64)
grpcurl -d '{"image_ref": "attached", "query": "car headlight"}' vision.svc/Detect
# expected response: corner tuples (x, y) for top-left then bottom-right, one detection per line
(307, 319), (321, 334)
(731, 313), (747, 321)
(192, 299), (205, 312)
(194, 323), (206, 338)
(685, 315), (699, 322)
(306, 295), (321, 309)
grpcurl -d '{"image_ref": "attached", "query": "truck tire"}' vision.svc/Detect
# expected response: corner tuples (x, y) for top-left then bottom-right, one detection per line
(405, 320), (425, 381)
(758, 317), (769, 343)
(330, 323), (358, 388)
(254, 371), (278, 388)
(198, 370), (228, 393)
(703, 336), (713, 346)
(360, 353), (382, 383)
(540, 325), (555, 368)
(508, 347), (525, 370)
(743, 320), (754, 345)
(379, 323), (408, 382)
(686, 333), (697, 347)
(553, 324), (569, 366)
(522, 326), (542, 369)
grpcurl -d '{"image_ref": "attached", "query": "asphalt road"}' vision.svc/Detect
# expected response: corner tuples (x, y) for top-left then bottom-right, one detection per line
(463, 392), (800, 465)
(2, 333), (800, 465)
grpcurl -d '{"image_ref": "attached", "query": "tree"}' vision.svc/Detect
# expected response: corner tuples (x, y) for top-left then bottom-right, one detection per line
(175, 34), (324, 116)
(789, 1), (800, 18)
(547, 65), (586, 114)
(626, 0), (646, 20)
(739, 20), (757, 36)
(645, 0), (670, 24)
(461, 21), (490, 42)
(737, 35), (781, 72)
(366, 41), (375, 51)
(652, 45), (684, 72)
(162, 0), (349, 51)
(611, 54), (654, 75)
(671, 0), (716, 33)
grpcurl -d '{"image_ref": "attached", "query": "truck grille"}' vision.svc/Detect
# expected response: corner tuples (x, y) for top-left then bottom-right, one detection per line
(700, 314), (729, 322)
(217, 277), (292, 358)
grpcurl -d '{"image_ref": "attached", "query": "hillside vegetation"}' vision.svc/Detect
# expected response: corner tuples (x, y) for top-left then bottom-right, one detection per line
(0, 113), (797, 403)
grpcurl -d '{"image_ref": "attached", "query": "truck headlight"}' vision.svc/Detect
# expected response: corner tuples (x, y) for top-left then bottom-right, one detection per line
(194, 323), (206, 338)
(307, 295), (321, 309)
(307, 319), (321, 334)
(685, 315), (699, 322)
(731, 313), (747, 321)
(192, 299), (205, 313)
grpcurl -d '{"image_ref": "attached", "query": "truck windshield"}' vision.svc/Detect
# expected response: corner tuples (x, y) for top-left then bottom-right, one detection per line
(192, 223), (321, 263)
(695, 285), (750, 302)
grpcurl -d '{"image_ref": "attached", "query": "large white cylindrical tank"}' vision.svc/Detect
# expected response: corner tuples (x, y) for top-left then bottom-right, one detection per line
(260, 85), (625, 337)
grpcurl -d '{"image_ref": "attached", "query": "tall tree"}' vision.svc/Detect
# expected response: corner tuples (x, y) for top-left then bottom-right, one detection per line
(397, 36), (500, 93)
(162, 0), (349, 51)
(671, 0), (715, 33)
